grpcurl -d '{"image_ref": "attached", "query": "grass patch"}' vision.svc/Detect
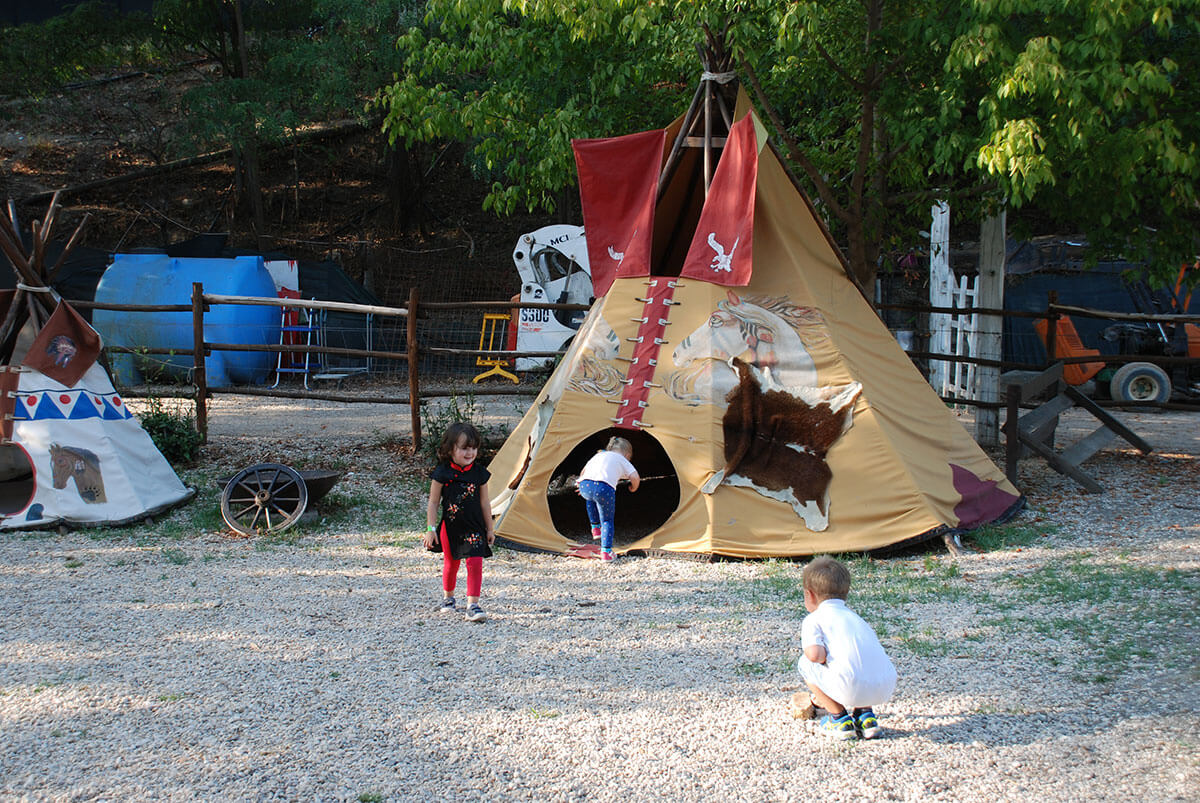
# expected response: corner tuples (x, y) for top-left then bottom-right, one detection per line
(733, 661), (766, 676)
(1006, 554), (1199, 680)
(528, 707), (561, 719)
(161, 547), (191, 565)
(966, 521), (1055, 551)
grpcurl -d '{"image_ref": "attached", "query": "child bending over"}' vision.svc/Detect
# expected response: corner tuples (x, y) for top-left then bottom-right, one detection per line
(576, 436), (640, 564)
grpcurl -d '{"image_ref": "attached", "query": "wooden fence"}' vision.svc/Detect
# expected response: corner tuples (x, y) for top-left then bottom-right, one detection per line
(71, 283), (588, 450)
(875, 297), (1200, 411)
(72, 285), (1198, 450)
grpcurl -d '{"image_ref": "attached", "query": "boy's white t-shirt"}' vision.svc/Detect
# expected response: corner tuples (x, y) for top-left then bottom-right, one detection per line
(578, 450), (638, 489)
(799, 598), (896, 708)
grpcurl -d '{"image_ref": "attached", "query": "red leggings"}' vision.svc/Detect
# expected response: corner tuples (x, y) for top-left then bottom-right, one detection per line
(440, 525), (482, 597)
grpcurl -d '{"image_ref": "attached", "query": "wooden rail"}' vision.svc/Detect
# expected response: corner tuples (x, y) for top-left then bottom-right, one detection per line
(71, 287), (1197, 452)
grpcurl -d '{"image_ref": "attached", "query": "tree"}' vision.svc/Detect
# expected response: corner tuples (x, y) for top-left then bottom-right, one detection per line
(153, 0), (427, 238)
(381, 0), (1199, 288)
(378, 1), (692, 217)
(941, 0), (1200, 286)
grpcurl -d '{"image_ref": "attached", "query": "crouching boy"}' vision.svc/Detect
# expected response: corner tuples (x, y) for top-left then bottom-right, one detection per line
(797, 556), (896, 739)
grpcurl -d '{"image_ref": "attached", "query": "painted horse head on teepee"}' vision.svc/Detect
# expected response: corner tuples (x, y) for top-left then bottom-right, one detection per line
(0, 195), (194, 529)
(488, 38), (1021, 558)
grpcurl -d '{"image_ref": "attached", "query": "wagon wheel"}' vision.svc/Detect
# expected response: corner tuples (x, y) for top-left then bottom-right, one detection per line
(220, 463), (308, 536)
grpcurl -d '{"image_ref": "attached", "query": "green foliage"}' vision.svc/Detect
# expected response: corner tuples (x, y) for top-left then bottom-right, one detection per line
(0, 1), (160, 98)
(382, 0), (1198, 288)
(380, 0), (694, 216)
(941, 0), (1200, 285)
(154, 0), (424, 153)
(137, 397), (204, 465)
(419, 390), (503, 462)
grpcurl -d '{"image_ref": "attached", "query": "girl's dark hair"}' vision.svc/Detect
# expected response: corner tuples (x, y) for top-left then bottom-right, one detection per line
(437, 421), (481, 464)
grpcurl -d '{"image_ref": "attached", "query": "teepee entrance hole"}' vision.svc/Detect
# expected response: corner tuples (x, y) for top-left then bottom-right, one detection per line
(0, 444), (36, 517)
(547, 428), (680, 546)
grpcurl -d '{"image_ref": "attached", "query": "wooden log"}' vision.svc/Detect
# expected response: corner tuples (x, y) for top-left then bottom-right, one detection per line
(420, 300), (589, 312)
(68, 300), (191, 313)
(204, 293), (407, 318)
(1004, 382), (1021, 486)
(20, 120), (364, 204)
(425, 347), (564, 359)
(1063, 385), (1153, 453)
(1059, 426), (1117, 467)
(1050, 303), (1200, 325)
(205, 342), (409, 361)
(1017, 429), (1104, 493)
(4, 201), (25, 258)
(205, 385), (412, 404)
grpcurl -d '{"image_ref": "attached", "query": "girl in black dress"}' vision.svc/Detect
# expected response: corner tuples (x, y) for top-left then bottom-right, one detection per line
(424, 422), (494, 622)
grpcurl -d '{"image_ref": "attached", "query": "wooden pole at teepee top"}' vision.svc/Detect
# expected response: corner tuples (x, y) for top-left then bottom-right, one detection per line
(657, 23), (738, 204)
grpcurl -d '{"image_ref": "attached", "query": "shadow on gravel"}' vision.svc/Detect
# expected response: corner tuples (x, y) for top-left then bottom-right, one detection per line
(904, 710), (1083, 747)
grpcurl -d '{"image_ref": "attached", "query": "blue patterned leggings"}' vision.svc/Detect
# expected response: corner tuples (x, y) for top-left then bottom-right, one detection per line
(578, 479), (616, 551)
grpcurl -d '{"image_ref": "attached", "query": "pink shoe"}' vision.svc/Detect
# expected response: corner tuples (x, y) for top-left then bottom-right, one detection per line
(591, 527), (601, 541)
(600, 550), (615, 563)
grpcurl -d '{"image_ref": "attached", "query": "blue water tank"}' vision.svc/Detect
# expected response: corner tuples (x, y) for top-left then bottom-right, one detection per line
(93, 254), (281, 387)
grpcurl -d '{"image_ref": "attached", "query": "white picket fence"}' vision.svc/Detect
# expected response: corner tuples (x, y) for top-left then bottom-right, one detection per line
(928, 202), (980, 403)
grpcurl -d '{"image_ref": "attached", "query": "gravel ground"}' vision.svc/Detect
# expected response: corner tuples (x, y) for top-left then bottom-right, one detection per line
(0, 397), (1196, 802)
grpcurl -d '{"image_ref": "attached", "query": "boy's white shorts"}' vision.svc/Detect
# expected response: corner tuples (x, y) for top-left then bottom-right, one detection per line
(797, 657), (895, 709)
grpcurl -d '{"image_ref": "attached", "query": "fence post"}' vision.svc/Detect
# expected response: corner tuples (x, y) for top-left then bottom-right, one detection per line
(408, 287), (421, 451)
(975, 210), (1005, 446)
(1004, 382), (1021, 486)
(191, 282), (208, 443)
(1046, 290), (1059, 366)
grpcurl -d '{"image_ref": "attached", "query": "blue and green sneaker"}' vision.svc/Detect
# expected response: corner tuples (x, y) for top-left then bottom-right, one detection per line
(854, 708), (881, 739)
(818, 712), (858, 740)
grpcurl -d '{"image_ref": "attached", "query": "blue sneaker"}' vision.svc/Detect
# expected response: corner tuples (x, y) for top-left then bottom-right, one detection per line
(854, 708), (881, 739)
(818, 712), (857, 740)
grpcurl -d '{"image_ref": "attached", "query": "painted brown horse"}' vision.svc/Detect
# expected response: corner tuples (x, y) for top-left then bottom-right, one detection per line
(50, 443), (107, 503)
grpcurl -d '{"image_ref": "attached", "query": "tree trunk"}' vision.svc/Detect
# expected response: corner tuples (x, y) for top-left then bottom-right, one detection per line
(385, 141), (424, 234)
(228, 0), (266, 248)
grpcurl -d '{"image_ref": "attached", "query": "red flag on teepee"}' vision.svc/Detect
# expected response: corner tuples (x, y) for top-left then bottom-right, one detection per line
(679, 114), (759, 286)
(22, 301), (103, 387)
(572, 128), (665, 297)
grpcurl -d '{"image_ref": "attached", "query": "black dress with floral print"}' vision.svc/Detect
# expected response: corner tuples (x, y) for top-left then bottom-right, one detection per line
(431, 461), (493, 559)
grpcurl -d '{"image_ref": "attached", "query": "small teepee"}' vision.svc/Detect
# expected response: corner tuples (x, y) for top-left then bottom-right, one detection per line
(0, 195), (194, 529)
(487, 37), (1022, 558)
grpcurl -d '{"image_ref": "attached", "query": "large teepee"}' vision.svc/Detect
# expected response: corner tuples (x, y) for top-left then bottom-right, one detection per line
(0, 195), (194, 529)
(488, 42), (1022, 558)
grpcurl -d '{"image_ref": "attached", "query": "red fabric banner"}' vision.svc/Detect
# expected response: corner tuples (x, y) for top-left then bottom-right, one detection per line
(572, 129), (665, 297)
(679, 114), (759, 286)
(22, 301), (102, 387)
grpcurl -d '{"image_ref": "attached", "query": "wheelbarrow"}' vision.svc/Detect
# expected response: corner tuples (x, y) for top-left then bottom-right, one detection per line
(218, 464), (343, 536)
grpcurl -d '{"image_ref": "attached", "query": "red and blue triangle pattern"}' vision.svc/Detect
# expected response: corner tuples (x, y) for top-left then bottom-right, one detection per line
(12, 389), (133, 422)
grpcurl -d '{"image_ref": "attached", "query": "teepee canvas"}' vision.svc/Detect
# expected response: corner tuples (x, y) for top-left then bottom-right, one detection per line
(487, 63), (1021, 558)
(0, 196), (194, 529)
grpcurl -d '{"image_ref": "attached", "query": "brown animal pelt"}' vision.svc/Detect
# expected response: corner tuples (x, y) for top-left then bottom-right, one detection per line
(720, 359), (849, 513)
